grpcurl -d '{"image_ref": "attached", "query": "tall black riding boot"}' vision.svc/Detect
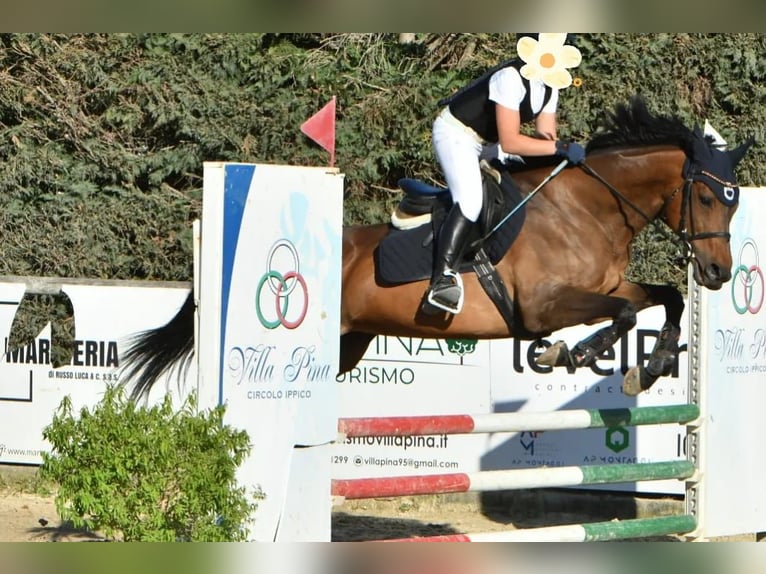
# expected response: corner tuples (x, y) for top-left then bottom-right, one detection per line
(425, 204), (475, 314)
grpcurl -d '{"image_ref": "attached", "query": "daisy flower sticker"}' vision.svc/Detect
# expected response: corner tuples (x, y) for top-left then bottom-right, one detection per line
(517, 33), (582, 90)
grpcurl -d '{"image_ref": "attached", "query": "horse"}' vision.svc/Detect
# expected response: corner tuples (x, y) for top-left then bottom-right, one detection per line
(123, 96), (754, 400)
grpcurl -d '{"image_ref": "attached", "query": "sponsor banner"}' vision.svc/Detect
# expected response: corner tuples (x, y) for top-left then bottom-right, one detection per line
(201, 163), (343, 541)
(334, 336), (491, 478)
(489, 305), (688, 494)
(337, 335), (491, 417)
(0, 283), (193, 465)
(334, 307), (689, 494)
(700, 187), (766, 537)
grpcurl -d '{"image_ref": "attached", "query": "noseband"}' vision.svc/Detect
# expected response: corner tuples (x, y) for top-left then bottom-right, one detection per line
(658, 177), (732, 262)
(676, 177), (732, 240)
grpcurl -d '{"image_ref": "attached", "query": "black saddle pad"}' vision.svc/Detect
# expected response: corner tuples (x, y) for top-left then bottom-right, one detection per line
(375, 177), (525, 285)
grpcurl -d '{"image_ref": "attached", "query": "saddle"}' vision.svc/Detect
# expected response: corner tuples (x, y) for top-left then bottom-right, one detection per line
(376, 160), (526, 285)
(374, 161), (527, 332)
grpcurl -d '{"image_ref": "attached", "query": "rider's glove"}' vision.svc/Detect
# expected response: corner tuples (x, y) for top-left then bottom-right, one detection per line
(555, 140), (586, 165)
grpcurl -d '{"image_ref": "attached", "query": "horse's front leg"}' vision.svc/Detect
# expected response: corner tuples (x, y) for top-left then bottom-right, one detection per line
(622, 284), (684, 396)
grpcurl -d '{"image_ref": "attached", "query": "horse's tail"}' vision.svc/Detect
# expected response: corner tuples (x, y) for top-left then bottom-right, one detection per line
(123, 290), (195, 401)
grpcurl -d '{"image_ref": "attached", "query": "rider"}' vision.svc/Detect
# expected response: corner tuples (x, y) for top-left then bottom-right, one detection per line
(426, 33), (586, 314)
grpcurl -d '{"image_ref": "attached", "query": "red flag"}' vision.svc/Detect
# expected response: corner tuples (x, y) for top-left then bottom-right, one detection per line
(300, 96), (336, 166)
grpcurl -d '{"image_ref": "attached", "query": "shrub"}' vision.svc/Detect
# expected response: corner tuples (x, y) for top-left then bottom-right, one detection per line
(40, 385), (260, 541)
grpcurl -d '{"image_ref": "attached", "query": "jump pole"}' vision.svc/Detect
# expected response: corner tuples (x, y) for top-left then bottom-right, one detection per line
(332, 460), (694, 499)
(338, 404), (699, 437)
(387, 515), (697, 542)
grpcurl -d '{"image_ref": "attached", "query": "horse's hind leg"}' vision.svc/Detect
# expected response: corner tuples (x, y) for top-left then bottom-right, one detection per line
(536, 290), (638, 369)
(536, 283), (685, 395)
(339, 332), (375, 375)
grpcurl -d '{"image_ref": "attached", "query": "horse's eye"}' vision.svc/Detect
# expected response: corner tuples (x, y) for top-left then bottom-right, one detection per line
(699, 194), (714, 207)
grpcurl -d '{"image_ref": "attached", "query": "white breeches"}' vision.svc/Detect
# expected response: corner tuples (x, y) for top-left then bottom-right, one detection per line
(432, 111), (503, 223)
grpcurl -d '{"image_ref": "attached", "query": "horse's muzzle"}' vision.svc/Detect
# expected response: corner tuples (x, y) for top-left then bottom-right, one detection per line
(696, 260), (731, 290)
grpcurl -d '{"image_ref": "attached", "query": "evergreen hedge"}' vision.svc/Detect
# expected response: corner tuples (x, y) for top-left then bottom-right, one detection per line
(0, 33), (762, 285)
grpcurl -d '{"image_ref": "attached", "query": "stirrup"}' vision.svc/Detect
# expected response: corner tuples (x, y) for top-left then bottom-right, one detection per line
(426, 270), (464, 314)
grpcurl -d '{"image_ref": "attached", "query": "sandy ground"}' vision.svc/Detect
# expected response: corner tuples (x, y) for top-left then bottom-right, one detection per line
(0, 466), (758, 542)
(331, 494), (693, 542)
(0, 488), (685, 543)
(3, 491), (614, 543)
(0, 488), (514, 543)
(333, 496), (524, 542)
(0, 490), (102, 542)
(0, 465), (539, 542)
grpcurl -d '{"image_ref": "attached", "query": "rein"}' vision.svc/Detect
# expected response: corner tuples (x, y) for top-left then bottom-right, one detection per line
(469, 158), (568, 251)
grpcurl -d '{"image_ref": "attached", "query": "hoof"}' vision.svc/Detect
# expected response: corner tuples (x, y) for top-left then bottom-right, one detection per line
(623, 367), (643, 396)
(623, 366), (659, 396)
(646, 350), (675, 378)
(536, 341), (571, 367)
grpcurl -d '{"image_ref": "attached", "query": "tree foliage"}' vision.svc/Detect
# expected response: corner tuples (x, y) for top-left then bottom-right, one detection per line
(0, 33), (762, 286)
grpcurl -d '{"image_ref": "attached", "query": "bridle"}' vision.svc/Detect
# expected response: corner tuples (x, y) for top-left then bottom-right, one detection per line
(674, 174), (732, 239)
(579, 160), (733, 267)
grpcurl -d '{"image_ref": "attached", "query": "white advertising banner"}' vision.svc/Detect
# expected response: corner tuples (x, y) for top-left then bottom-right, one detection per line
(334, 336), (491, 479)
(199, 163), (343, 541)
(699, 187), (766, 537)
(488, 305), (689, 495)
(0, 282), (192, 465)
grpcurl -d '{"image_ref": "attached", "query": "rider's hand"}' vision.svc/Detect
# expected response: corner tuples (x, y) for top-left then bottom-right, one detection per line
(555, 140), (586, 165)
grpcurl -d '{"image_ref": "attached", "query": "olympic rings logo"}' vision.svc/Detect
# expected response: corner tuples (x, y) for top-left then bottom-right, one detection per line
(731, 238), (764, 315)
(255, 239), (309, 329)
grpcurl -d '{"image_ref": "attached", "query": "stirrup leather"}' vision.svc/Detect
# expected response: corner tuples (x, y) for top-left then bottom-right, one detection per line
(426, 270), (464, 314)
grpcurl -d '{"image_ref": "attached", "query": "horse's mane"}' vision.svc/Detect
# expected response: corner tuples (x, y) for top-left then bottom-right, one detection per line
(586, 96), (695, 154)
(506, 96), (701, 174)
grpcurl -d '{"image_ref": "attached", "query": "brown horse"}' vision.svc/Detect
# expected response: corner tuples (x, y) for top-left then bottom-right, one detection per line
(124, 97), (753, 399)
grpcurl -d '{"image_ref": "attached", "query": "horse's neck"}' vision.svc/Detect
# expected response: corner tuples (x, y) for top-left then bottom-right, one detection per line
(519, 147), (683, 251)
(577, 147), (684, 230)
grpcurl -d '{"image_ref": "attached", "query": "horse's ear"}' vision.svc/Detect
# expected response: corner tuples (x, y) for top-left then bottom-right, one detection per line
(728, 136), (756, 167)
(690, 124), (712, 159)
(703, 119), (727, 149)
